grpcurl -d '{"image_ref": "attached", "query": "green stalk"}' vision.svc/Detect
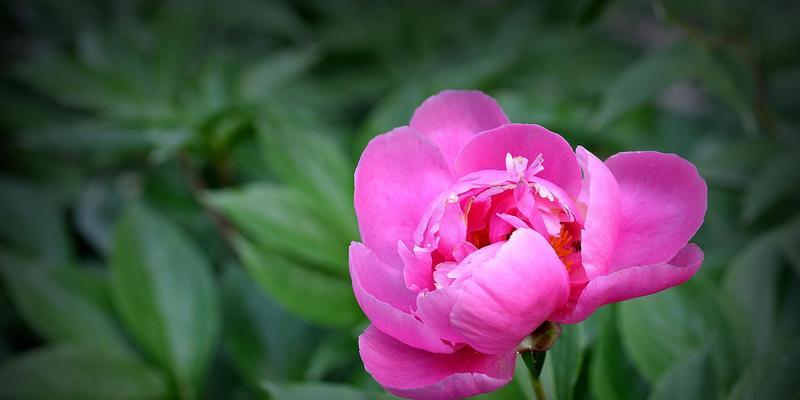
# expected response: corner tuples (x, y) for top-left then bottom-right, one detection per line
(521, 351), (547, 400)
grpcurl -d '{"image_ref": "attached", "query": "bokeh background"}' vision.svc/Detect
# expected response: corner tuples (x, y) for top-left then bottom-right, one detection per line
(0, 0), (799, 399)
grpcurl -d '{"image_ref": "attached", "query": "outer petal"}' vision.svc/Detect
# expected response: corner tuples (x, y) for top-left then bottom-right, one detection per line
(410, 90), (510, 171)
(355, 127), (454, 266)
(359, 325), (516, 400)
(576, 146), (620, 279)
(605, 151), (707, 269)
(350, 243), (454, 353)
(454, 124), (582, 196)
(553, 244), (703, 323)
(450, 229), (570, 354)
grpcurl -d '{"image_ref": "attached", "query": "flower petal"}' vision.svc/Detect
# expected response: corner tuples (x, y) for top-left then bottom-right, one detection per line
(415, 284), (465, 344)
(552, 244), (703, 323)
(452, 242), (477, 263)
(410, 90), (510, 171)
(355, 127), (454, 266)
(605, 151), (707, 269)
(399, 242), (435, 292)
(576, 146), (620, 279)
(349, 243), (454, 353)
(437, 199), (468, 260)
(454, 124), (582, 196)
(450, 229), (570, 354)
(359, 325), (516, 400)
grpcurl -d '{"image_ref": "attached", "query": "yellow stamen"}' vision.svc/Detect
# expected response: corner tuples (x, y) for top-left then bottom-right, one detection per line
(548, 225), (579, 270)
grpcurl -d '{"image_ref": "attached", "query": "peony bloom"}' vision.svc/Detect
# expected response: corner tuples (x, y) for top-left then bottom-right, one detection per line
(350, 90), (706, 399)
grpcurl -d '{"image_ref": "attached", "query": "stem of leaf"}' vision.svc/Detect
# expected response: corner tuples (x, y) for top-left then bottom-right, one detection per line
(521, 350), (547, 400)
(176, 152), (237, 252)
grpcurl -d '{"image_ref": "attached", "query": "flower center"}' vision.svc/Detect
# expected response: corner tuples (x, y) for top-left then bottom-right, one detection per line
(407, 154), (584, 292)
(547, 224), (581, 270)
(440, 155), (581, 266)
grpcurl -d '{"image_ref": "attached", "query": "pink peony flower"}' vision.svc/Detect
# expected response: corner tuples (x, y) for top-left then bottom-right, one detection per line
(350, 90), (707, 399)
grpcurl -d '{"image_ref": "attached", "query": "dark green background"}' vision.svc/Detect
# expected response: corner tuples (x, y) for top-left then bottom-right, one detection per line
(0, 0), (798, 399)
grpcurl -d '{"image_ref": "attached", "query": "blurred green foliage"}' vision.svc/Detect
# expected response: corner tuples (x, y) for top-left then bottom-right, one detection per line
(0, 0), (799, 399)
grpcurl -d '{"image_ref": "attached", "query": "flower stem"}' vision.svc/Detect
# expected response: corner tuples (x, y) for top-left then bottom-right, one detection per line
(532, 377), (547, 400)
(521, 350), (547, 400)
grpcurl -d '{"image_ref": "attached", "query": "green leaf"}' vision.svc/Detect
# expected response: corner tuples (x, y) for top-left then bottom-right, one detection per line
(742, 150), (800, 222)
(0, 178), (71, 264)
(694, 138), (777, 189)
(14, 43), (167, 121)
(0, 82), (65, 130)
(14, 52), (126, 114)
(74, 177), (126, 255)
(618, 277), (745, 389)
(303, 333), (359, 382)
(221, 265), (320, 383)
(429, 50), (519, 91)
(696, 48), (758, 135)
(590, 307), (649, 400)
(722, 233), (780, 357)
(617, 280), (716, 383)
(0, 255), (123, 351)
(593, 41), (699, 128)
(541, 324), (585, 400)
(577, 0), (614, 26)
(723, 217), (800, 358)
(691, 188), (750, 276)
(207, 183), (349, 276)
(146, 127), (193, 165)
(17, 121), (152, 165)
(727, 338), (800, 400)
(658, 0), (745, 35)
(702, 289), (750, 390)
(206, 0), (309, 40)
(202, 108), (251, 155)
(355, 83), (428, 153)
(150, 5), (201, 100)
(236, 237), (360, 328)
(257, 115), (357, 240)
(110, 203), (219, 399)
(262, 381), (397, 400)
(778, 219), (800, 278)
(239, 48), (318, 101)
(648, 349), (716, 400)
(0, 345), (168, 400)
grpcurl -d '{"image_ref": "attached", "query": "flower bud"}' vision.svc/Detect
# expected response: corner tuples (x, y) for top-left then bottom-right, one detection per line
(517, 321), (563, 353)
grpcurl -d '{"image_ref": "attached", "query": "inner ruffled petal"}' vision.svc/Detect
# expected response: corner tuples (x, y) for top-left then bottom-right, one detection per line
(403, 154), (587, 302)
(437, 199), (468, 261)
(399, 242), (435, 292)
